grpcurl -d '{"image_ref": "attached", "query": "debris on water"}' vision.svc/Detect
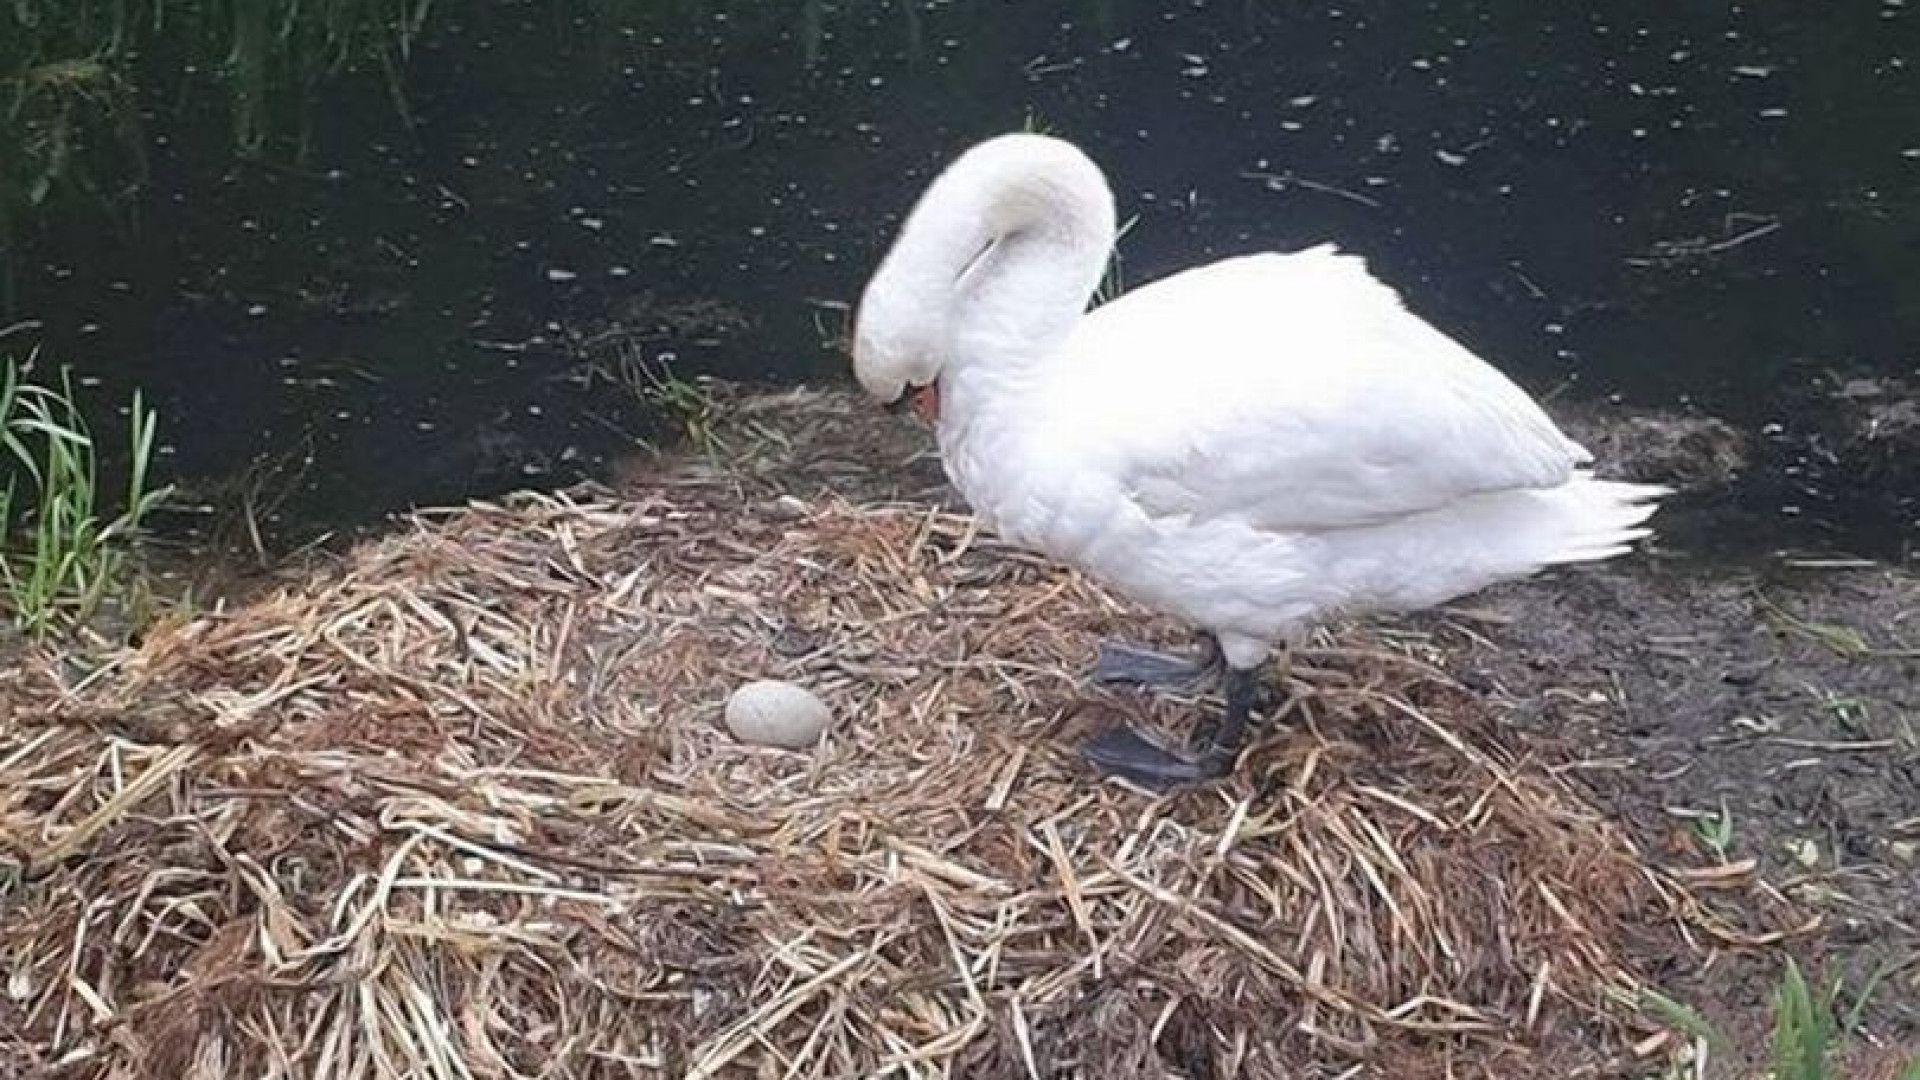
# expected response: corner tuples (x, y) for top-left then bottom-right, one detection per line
(724, 678), (833, 749)
(545, 268), (578, 282)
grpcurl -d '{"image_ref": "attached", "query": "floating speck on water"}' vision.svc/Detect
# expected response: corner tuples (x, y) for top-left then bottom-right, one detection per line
(1281, 121), (1304, 132)
(461, 156), (479, 168)
(1435, 149), (1468, 166)
(650, 234), (680, 248)
(1111, 37), (1132, 51)
(1901, 148), (1920, 159)
(1731, 64), (1775, 78)
(546, 268), (578, 283)
(247, 304), (269, 316)
(609, 265), (631, 277)
(80, 323), (99, 335)
(527, 404), (543, 416)
(416, 420), (436, 432)
(1758, 107), (1788, 118)
(579, 217), (605, 231)
(1289, 94), (1318, 107)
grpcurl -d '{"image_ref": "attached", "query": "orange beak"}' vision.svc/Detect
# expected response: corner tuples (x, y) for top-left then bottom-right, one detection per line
(907, 381), (940, 424)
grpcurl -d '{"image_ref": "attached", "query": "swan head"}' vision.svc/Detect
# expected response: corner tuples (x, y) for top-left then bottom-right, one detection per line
(850, 296), (945, 421)
(851, 132), (1116, 424)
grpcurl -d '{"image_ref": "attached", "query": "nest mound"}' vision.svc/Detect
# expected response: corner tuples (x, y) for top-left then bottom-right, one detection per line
(1, 385), (1766, 1078)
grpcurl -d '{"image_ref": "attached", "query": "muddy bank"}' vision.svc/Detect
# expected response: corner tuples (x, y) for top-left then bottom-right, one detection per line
(1424, 558), (1919, 1051)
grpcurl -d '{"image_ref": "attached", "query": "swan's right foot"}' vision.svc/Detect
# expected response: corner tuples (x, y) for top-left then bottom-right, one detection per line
(1090, 638), (1221, 691)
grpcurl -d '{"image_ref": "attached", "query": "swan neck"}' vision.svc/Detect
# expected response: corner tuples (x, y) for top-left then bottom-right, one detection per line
(952, 151), (1115, 373)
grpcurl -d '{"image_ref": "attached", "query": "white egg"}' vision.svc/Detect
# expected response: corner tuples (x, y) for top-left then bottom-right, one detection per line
(724, 679), (832, 750)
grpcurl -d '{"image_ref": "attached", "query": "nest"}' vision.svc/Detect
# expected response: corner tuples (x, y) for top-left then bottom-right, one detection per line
(0, 384), (1774, 1079)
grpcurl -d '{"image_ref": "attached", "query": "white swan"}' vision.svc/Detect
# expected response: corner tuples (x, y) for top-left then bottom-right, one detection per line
(851, 132), (1666, 789)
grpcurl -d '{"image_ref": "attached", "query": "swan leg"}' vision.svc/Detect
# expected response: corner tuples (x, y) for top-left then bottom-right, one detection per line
(1090, 636), (1221, 690)
(1081, 661), (1261, 792)
(1199, 664), (1260, 760)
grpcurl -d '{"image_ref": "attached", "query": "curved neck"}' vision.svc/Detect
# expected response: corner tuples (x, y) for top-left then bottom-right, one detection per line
(864, 134), (1118, 389)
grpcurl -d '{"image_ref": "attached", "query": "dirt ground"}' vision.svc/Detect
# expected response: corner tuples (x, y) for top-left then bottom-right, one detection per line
(1429, 557), (1920, 1053)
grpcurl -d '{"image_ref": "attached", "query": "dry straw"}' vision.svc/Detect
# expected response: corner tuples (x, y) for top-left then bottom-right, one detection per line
(1, 385), (1801, 1079)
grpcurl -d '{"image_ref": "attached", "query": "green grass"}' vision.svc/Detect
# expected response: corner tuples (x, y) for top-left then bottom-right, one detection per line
(1692, 801), (1736, 862)
(0, 352), (170, 636)
(1631, 958), (1915, 1080)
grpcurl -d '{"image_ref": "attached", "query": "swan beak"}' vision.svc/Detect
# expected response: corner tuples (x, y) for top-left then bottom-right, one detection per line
(906, 381), (941, 424)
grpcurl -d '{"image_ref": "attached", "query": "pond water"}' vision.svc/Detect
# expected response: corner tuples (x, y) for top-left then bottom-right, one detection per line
(8, 0), (1918, 560)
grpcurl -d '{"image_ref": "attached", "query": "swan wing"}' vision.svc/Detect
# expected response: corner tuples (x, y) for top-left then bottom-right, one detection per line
(1058, 245), (1589, 532)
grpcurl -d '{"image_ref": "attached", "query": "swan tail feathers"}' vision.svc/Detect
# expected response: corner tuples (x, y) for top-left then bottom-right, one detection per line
(1532, 473), (1669, 567)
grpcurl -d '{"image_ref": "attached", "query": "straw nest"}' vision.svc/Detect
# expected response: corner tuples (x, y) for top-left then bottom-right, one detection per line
(1, 384), (1791, 1079)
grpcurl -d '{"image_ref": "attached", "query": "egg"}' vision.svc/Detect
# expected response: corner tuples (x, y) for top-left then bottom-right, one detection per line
(724, 679), (832, 750)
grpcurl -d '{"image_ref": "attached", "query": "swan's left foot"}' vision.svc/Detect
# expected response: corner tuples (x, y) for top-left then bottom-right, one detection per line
(1082, 666), (1261, 792)
(1090, 637), (1221, 691)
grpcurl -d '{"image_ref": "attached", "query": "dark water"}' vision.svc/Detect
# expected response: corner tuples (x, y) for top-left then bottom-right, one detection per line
(8, 0), (1919, 560)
